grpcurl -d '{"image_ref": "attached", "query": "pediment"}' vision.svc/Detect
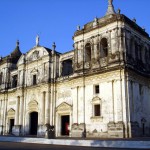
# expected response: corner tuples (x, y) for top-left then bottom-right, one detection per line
(26, 47), (49, 62)
(92, 96), (101, 104)
(7, 108), (15, 116)
(56, 102), (72, 112)
(31, 68), (38, 74)
(28, 100), (38, 108)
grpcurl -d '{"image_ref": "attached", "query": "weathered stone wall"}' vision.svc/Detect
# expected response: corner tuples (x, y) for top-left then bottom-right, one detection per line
(127, 71), (150, 137)
(125, 25), (150, 74)
(56, 70), (126, 138)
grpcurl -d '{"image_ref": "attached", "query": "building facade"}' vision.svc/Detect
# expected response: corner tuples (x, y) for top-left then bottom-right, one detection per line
(0, 0), (150, 138)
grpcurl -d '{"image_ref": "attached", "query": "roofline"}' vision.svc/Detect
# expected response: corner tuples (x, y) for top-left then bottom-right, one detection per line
(73, 14), (150, 40)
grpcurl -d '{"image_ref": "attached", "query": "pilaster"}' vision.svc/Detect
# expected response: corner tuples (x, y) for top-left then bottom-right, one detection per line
(19, 96), (24, 125)
(15, 97), (19, 125)
(41, 91), (45, 125)
(45, 91), (50, 124)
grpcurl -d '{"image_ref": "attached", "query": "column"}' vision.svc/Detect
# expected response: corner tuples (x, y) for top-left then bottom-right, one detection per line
(121, 76), (130, 138)
(69, 112), (72, 137)
(82, 84), (86, 138)
(52, 85), (55, 126)
(109, 80), (114, 122)
(45, 91), (50, 124)
(19, 96), (24, 125)
(54, 55), (57, 79)
(41, 92), (45, 125)
(0, 100), (4, 135)
(108, 30), (112, 54)
(120, 78), (123, 122)
(50, 87), (52, 125)
(74, 42), (78, 63)
(59, 62), (62, 76)
(1, 100), (4, 126)
(15, 97), (19, 125)
(0, 100), (2, 125)
(3, 98), (7, 132)
(77, 86), (79, 124)
(112, 80), (115, 122)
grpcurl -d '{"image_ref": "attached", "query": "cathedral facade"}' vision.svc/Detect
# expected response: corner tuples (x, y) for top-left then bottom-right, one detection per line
(0, 0), (150, 138)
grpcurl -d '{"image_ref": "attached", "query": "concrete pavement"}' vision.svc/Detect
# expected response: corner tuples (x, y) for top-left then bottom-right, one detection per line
(0, 136), (150, 149)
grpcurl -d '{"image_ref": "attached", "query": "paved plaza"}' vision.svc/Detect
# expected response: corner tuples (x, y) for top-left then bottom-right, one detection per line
(0, 142), (147, 150)
(0, 136), (150, 149)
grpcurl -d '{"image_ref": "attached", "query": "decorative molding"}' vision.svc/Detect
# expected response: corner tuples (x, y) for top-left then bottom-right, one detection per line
(90, 116), (103, 122)
(56, 102), (72, 112)
(57, 90), (71, 99)
(31, 68), (38, 75)
(7, 108), (15, 117)
(9, 101), (16, 105)
(28, 100), (38, 109)
(91, 96), (101, 104)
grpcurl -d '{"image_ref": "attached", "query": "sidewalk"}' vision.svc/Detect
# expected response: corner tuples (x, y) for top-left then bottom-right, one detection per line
(0, 136), (150, 149)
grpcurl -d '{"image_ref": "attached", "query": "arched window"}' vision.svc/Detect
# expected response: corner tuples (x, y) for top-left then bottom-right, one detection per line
(33, 74), (37, 85)
(61, 59), (73, 76)
(135, 42), (138, 59)
(100, 38), (108, 58)
(139, 45), (142, 60)
(12, 75), (18, 88)
(130, 38), (135, 59)
(91, 96), (102, 118)
(85, 43), (91, 62)
(141, 47), (146, 64)
(94, 104), (101, 116)
(145, 48), (148, 64)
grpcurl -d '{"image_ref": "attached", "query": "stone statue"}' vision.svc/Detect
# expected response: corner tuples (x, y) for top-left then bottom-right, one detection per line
(77, 25), (80, 31)
(36, 35), (39, 46)
(52, 42), (56, 51)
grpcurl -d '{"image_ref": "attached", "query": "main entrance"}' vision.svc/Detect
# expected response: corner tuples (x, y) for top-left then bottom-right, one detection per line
(9, 119), (14, 133)
(61, 115), (70, 136)
(30, 112), (38, 135)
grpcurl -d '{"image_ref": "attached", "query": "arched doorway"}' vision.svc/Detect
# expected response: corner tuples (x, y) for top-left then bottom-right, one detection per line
(56, 102), (72, 137)
(30, 112), (38, 135)
(7, 108), (15, 134)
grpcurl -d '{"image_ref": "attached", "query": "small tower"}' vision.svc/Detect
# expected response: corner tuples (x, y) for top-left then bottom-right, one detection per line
(11, 40), (21, 57)
(106, 0), (116, 15)
(10, 40), (22, 62)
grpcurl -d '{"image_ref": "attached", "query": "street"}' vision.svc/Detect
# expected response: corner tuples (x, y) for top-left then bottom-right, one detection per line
(0, 142), (146, 150)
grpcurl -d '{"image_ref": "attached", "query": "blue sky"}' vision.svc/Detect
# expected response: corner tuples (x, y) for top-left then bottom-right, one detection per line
(0, 0), (149, 57)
